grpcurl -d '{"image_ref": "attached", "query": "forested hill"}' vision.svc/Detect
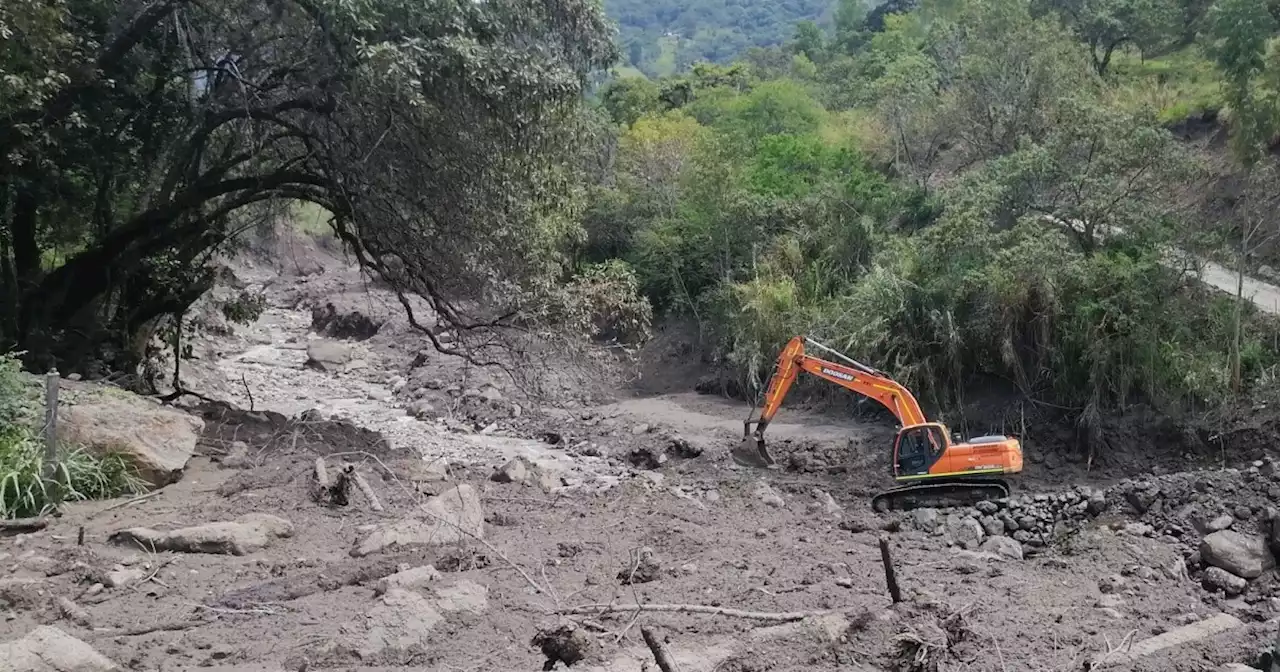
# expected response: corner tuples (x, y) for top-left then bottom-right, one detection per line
(606, 0), (848, 76)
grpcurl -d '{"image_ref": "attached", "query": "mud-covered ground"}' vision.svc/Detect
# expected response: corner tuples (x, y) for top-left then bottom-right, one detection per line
(3, 231), (1280, 672)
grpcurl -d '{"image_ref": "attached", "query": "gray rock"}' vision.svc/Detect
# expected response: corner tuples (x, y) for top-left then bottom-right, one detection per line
(980, 516), (1004, 537)
(1095, 594), (1125, 609)
(1098, 574), (1126, 594)
(431, 579), (489, 614)
(405, 458), (450, 483)
(1122, 522), (1154, 537)
(752, 481), (785, 508)
(1200, 530), (1275, 579)
(0, 626), (121, 671)
(812, 489), (843, 516)
(495, 457), (561, 492)
(1202, 566), (1248, 596)
(949, 516), (985, 550)
(219, 441), (252, 469)
(353, 485), (484, 557)
(374, 565), (443, 595)
(58, 397), (204, 487)
(104, 567), (145, 589)
(1205, 515), (1234, 532)
(408, 400), (437, 420)
(360, 588), (444, 657)
(912, 508), (940, 533)
(108, 513), (293, 556)
(976, 501), (998, 515)
(305, 340), (352, 372)
(979, 536), (1023, 560)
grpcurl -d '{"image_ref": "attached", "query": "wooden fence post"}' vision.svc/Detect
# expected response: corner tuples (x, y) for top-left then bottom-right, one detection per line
(879, 534), (903, 604)
(43, 370), (60, 504)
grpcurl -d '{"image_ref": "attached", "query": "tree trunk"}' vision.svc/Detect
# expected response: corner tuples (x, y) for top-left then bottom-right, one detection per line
(9, 185), (39, 288)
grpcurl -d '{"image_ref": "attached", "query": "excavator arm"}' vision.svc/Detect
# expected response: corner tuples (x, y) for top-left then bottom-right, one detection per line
(734, 335), (929, 467)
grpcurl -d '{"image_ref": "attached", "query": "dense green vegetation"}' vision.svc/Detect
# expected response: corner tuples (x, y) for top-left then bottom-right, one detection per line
(0, 355), (144, 518)
(588, 0), (1280, 422)
(0, 0), (616, 378)
(605, 0), (834, 76)
(7, 0), (1280, 438)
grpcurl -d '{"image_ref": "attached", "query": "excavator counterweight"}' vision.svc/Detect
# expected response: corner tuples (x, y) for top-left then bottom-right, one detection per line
(732, 336), (1024, 511)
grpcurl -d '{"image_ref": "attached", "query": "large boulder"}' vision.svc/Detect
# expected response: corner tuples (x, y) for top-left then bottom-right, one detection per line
(0, 626), (120, 672)
(360, 588), (444, 658)
(353, 484), (484, 557)
(58, 396), (203, 486)
(359, 580), (490, 659)
(1200, 530), (1275, 580)
(108, 513), (294, 556)
(305, 340), (352, 372)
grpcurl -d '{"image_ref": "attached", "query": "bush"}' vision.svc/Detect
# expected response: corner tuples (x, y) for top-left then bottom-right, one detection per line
(0, 353), (147, 519)
(536, 260), (655, 346)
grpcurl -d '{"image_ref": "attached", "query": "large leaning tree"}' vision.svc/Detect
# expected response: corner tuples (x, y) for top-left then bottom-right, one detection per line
(0, 0), (617, 376)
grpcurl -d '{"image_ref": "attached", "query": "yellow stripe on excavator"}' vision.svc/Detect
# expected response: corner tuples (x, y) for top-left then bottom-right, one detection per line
(895, 468), (1005, 482)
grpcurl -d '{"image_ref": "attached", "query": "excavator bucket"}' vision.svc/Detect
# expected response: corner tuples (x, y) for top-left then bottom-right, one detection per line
(731, 435), (775, 468)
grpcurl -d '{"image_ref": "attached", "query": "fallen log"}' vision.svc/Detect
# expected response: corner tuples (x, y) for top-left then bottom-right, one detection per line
(210, 550), (434, 609)
(0, 517), (48, 533)
(348, 466), (384, 512)
(641, 626), (683, 672)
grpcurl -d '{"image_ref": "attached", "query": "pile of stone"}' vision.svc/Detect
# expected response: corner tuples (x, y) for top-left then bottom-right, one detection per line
(905, 461), (1280, 597)
(909, 486), (1110, 555)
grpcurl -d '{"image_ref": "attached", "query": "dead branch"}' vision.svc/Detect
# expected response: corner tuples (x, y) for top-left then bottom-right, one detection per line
(93, 618), (209, 637)
(57, 597), (92, 627)
(409, 491), (549, 599)
(347, 465), (383, 511)
(92, 491), (162, 517)
(560, 603), (840, 622)
(641, 626), (682, 672)
(314, 457), (330, 490)
(210, 550), (433, 609)
(241, 373), (254, 412)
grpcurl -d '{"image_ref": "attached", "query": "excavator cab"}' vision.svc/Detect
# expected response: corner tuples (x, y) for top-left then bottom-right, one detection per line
(893, 424), (947, 478)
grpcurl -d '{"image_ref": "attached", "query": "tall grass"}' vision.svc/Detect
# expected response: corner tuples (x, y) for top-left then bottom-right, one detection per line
(0, 354), (148, 519)
(1107, 47), (1223, 124)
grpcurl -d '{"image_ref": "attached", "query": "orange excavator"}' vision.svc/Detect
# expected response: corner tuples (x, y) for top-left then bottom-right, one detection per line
(731, 335), (1024, 512)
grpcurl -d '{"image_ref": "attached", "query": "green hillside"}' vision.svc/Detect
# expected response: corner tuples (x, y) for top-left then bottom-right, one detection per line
(607, 0), (840, 75)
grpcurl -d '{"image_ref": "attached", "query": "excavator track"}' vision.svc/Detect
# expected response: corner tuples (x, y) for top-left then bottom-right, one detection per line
(871, 478), (1011, 512)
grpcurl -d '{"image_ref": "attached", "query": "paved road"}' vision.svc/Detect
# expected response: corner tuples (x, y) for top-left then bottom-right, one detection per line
(1198, 259), (1280, 315)
(1041, 215), (1280, 315)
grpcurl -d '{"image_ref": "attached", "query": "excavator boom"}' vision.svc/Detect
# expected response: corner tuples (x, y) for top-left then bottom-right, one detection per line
(734, 335), (926, 467)
(732, 335), (1023, 511)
